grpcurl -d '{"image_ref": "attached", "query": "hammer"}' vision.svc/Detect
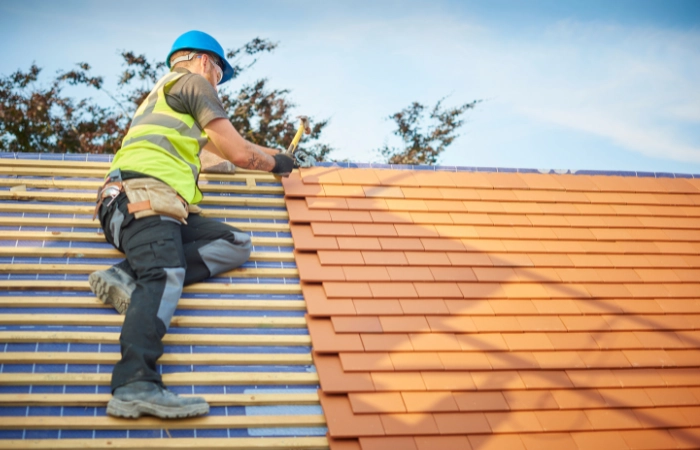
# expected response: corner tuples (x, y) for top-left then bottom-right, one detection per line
(286, 115), (311, 157)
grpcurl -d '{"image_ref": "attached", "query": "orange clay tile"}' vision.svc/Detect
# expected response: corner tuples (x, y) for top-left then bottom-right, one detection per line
(324, 282), (373, 298)
(314, 354), (375, 393)
(340, 352), (394, 371)
(332, 316), (383, 333)
(361, 334), (414, 352)
(390, 352), (444, 371)
(329, 210), (374, 223)
(312, 222), (356, 236)
(282, 172), (326, 197)
(393, 224), (439, 238)
(349, 392), (406, 414)
(342, 266), (391, 282)
(318, 250), (365, 266)
(307, 316), (364, 353)
(401, 187), (444, 199)
(318, 392), (385, 437)
(302, 283), (356, 316)
(378, 237), (425, 251)
(400, 392), (459, 413)
(399, 299), (450, 315)
(290, 224), (338, 250)
(353, 299), (404, 314)
(285, 167), (699, 444)
(287, 198), (332, 222)
(324, 184), (366, 198)
(359, 437), (416, 450)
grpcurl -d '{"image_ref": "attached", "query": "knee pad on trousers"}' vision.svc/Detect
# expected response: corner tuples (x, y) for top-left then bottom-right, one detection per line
(197, 231), (252, 276)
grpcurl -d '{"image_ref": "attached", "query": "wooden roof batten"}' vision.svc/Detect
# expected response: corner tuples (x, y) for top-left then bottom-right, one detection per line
(0, 154), (328, 449)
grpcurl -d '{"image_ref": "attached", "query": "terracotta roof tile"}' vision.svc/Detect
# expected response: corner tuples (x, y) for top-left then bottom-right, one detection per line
(434, 412), (492, 434)
(330, 209), (374, 222)
(338, 169), (382, 186)
(296, 251), (346, 281)
(437, 352), (492, 370)
(291, 224), (338, 250)
(312, 222), (356, 236)
(387, 266), (435, 281)
(378, 237), (426, 251)
(502, 390), (559, 411)
(390, 352), (444, 371)
(282, 171), (326, 196)
(399, 298), (452, 314)
(469, 435), (527, 450)
(409, 333), (462, 351)
(319, 392), (385, 437)
(353, 299), (404, 315)
(361, 333), (414, 352)
(401, 392), (459, 412)
(308, 316), (364, 352)
(324, 185), (367, 198)
(332, 316), (383, 333)
(324, 281), (373, 298)
(380, 413), (440, 435)
(379, 316), (430, 333)
(314, 354), (375, 393)
(328, 436), (362, 450)
(371, 372), (426, 391)
(414, 436), (473, 450)
(345, 198), (389, 212)
(551, 389), (607, 409)
(318, 250), (366, 265)
(359, 437), (416, 450)
(340, 352), (394, 371)
(287, 167), (698, 444)
(400, 298), (450, 315)
(349, 392), (406, 414)
(287, 198), (332, 222)
(402, 187), (444, 199)
(343, 266), (391, 282)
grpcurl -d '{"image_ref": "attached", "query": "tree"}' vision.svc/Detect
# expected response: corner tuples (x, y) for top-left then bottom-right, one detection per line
(378, 98), (481, 165)
(0, 38), (334, 162)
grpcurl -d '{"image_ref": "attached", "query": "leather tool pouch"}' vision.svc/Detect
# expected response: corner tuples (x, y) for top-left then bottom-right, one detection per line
(123, 178), (189, 225)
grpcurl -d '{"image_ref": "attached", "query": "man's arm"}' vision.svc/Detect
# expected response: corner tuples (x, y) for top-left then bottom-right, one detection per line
(204, 118), (279, 171)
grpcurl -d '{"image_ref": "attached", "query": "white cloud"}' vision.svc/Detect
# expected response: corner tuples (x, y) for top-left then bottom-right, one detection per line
(260, 13), (700, 168)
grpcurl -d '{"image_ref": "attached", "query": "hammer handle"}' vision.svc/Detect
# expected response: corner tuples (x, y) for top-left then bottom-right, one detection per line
(286, 121), (306, 155)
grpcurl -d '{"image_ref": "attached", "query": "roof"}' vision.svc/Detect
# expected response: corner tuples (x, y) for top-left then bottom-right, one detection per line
(0, 153), (328, 449)
(283, 165), (700, 450)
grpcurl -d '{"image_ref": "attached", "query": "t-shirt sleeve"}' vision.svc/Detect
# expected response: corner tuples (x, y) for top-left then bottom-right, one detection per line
(165, 73), (228, 129)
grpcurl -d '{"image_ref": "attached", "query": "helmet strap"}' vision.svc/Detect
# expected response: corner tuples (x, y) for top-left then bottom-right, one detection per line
(170, 51), (198, 67)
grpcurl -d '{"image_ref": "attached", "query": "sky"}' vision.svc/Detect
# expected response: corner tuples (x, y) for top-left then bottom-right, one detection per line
(1, 0), (699, 173)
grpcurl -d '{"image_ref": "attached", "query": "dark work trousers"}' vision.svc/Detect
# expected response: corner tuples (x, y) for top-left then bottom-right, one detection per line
(97, 191), (252, 391)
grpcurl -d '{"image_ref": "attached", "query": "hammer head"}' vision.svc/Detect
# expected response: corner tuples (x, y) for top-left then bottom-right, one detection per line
(297, 115), (311, 135)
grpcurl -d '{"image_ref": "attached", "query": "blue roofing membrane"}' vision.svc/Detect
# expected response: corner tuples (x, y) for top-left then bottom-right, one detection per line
(0, 152), (326, 442)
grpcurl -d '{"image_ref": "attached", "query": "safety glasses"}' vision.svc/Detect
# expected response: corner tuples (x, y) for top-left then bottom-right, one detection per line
(197, 54), (223, 83)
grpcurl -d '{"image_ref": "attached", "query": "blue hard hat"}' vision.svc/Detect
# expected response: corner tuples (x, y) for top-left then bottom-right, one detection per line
(166, 30), (235, 84)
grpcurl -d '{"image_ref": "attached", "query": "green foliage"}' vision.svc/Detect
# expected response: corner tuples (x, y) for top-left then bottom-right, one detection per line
(0, 38), (334, 161)
(379, 98), (481, 165)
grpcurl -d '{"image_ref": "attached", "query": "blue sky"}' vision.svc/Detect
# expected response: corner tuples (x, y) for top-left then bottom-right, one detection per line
(1, 0), (699, 173)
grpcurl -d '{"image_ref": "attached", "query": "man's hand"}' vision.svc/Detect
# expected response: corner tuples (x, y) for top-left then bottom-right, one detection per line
(271, 153), (296, 176)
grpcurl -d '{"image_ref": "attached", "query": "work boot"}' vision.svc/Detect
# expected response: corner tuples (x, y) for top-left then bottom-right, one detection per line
(88, 266), (135, 314)
(107, 381), (210, 419)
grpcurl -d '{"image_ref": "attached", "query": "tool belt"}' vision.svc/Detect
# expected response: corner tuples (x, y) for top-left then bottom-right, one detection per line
(93, 169), (191, 224)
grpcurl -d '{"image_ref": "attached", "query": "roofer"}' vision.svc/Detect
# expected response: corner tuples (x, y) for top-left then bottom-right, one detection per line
(88, 30), (295, 419)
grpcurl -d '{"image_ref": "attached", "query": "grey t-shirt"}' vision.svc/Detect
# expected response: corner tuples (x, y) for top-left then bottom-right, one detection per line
(164, 67), (228, 130)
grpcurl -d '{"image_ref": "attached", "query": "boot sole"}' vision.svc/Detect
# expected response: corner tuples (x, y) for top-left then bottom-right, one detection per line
(88, 272), (131, 315)
(106, 397), (210, 419)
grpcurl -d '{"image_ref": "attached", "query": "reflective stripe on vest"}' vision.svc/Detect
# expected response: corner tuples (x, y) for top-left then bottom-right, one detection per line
(110, 71), (208, 204)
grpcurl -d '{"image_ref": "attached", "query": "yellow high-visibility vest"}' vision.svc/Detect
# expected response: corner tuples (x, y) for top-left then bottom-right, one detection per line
(110, 71), (207, 204)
